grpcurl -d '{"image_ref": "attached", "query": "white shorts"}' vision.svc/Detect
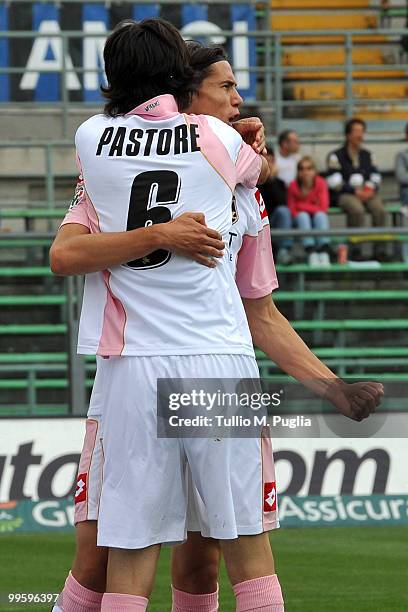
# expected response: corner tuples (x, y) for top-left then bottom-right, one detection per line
(74, 354), (279, 549)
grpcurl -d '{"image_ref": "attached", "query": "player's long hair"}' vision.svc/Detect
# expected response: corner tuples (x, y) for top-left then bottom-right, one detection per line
(186, 41), (228, 88)
(102, 18), (195, 116)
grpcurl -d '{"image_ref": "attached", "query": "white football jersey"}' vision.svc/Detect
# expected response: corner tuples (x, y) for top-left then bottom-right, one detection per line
(69, 94), (262, 357)
(228, 187), (268, 270)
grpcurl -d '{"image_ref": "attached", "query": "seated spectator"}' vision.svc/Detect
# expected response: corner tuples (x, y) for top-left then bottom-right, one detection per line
(326, 118), (387, 261)
(395, 123), (408, 208)
(259, 150), (293, 264)
(276, 129), (301, 187)
(288, 156), (331, 267)
(395, 123), (408, 263)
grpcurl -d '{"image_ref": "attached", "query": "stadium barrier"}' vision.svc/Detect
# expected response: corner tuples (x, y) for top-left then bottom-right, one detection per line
(1, 418), (407, 532)
(1, 0), (408, 134)
(1, 225), (407, 415)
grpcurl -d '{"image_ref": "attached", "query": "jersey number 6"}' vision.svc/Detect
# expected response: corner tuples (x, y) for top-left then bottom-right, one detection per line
(125, 170), (181, 269)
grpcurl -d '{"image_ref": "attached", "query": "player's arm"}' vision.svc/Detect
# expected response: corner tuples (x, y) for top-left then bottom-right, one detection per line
(232, 117), (266, 154)
(243, 295), (384, 421)
(50, 213), (225, 276)
(257, 155), (271, 185)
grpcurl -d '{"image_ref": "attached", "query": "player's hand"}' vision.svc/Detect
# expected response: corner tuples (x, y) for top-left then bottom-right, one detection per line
(325, 379), (384, 422)
(232, 117), (266, 154)
(156, 212), (225, 268)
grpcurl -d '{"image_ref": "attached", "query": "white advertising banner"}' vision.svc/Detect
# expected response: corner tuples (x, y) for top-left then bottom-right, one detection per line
(0, 418), (407, 503)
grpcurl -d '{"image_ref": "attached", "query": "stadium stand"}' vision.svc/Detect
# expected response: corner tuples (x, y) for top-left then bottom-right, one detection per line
(0, 0), (407, 415)
(270, 0), (408, 122)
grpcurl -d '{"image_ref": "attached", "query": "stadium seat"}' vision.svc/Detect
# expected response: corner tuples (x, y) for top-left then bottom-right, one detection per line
(271, 1), (370, 7)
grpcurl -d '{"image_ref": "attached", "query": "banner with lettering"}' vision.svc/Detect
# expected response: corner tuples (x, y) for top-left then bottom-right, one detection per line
(0, 2), (257, 103)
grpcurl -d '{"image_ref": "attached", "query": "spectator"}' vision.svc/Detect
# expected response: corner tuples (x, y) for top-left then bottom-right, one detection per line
(326, 118), (387, 261)
(395, 123), (408, 207)
(276, 129), (301, 187)
(395, 123), (408, 263)
(259, 150), (293, 264)
(288, 156), (331, 267)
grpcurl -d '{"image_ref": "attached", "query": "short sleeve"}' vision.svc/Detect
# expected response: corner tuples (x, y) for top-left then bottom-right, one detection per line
(236, 226), (279, 299)
(60, 175), (91, 229)
(236, 142), (262, 189)
(198, 115), (262, 190)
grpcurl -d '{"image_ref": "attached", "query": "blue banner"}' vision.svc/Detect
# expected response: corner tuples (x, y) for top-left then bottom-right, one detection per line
(0, 3), (8, 101)
(182, 3), (208, 27)
(0, 1), (257, 102)
(82, 3), (108, 102)
(33, 3), (59, 102)
(231, 3), (256, 101)
(133, 3), (160, 21)
(2, 495), (408, 535)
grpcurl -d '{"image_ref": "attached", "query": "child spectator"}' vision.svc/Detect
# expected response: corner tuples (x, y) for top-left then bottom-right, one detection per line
(288, 156), (332, 266)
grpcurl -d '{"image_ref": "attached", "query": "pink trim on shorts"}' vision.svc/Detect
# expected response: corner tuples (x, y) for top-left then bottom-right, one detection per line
(186, 114), (236, 192)
(97, 271), (127, 356)
(75, 419), (98, 524)
(236, 227), (279, 298)
(261, 425), (279, 530)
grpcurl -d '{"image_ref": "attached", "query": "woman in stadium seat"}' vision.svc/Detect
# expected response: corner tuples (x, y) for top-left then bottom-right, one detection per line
(288, 156), (332, 267)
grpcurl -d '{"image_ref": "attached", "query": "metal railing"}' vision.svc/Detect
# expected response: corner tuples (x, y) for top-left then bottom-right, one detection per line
(1, 225), (408, 415)
(0, 0), (408, 134)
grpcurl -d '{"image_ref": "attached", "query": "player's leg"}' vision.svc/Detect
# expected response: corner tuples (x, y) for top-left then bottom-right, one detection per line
(101, 544), (160, 609)
(171, 533), (220, 611)
(181, 353), (284, 611)
(71, 521), (108, 592)
(53, 413), (107, 611)
(221, 534), (284, 612)
(97, 356), (189, 607)
(54, 522), (107, 611)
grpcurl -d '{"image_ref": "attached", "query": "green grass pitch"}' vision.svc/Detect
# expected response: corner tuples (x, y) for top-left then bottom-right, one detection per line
(1, 526), (407, 611)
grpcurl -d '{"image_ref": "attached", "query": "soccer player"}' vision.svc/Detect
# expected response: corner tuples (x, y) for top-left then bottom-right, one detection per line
(51, 32), (383, 611)
(52, 17), (279, 612)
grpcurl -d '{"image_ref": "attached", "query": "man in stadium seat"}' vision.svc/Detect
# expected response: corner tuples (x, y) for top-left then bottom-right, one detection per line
(394, 122), (408, 263)
(51, 33), (383, 612)
(326, 118), (387, 261)
(395, 123), (408, 209)
(263, 130), (302, 265)
(258, 149), (293, 265)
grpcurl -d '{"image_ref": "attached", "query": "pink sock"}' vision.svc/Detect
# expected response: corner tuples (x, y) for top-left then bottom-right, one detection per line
(101, 593), (148, 611)
(172, 585), (219, 611)
(58, 572), (103, 611)
(233, 575), (284, 612)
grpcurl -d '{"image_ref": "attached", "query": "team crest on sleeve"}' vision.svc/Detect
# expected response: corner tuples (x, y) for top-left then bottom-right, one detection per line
(263, 481), (277, 512)
(255, 190), (268, 220)
(231, 195), (239, 224)
(74, 473), (87, 504)
(69, 178), (85, 210)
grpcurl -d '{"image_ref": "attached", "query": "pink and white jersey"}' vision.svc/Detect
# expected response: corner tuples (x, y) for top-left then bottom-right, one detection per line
(66, 94), (262, 357)
(232, 187), (278, 299)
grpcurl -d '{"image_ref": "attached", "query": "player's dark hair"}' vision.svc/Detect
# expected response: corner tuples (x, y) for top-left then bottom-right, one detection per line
(278, 129), (296, 146)
(345, 117), (366, 136)
(186, 41), (228, 88)
(102, 18), (195, 116)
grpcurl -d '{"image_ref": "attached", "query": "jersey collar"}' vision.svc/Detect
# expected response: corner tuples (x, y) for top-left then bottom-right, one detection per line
(126, 94), (179, 120)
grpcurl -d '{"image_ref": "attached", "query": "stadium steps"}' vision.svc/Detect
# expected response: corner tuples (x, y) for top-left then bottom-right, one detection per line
(271, 0), (370, 8)
(1, 242), (407, 412)
(270, 0), (407, 120)
(288, 81), (408, 101)
(280, 33), (388, 45)
(283, 47), (392, 68)
(271, 13), (378, 32)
